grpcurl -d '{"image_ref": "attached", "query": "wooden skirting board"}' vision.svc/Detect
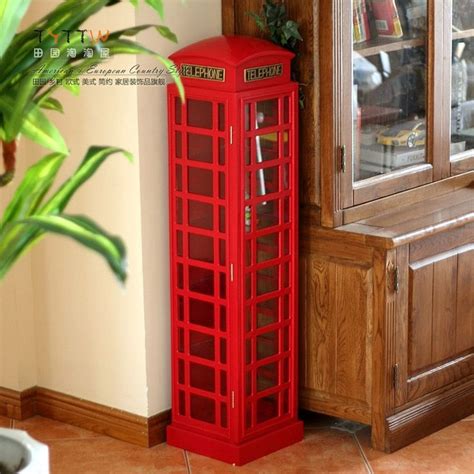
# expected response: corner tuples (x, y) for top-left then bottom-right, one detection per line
(0, 386), (170, 448)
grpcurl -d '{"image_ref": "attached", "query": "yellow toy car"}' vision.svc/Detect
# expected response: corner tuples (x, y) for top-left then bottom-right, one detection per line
(377, 120), (426, 148)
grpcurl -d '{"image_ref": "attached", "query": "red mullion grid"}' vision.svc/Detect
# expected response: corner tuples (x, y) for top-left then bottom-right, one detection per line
(276, 96), (289, 418)
(247, 287), (291, 307)
(176, 190), (224, 206)
(245, 318), (291, 340)
(248, 100), (258, 431)
(211, 100), (223, 430)
(174, 123), (226, 138)
(248, 381), (291, 404)
(169, 91), (181, 423)
(174, 256), (222, 273)
(230, 96), (244, 443)
(180, 93), (192, 420)
(245, 123), (281, 138)
(246, 255), (291, 279)
(245, 157), (291, 173)
(289, 88), (299, 418)
(175, 222), (224, 240)
(176, 320), (227, 340)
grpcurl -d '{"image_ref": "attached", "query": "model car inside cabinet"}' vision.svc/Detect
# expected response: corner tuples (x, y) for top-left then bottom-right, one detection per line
(223, 0), (474, 451)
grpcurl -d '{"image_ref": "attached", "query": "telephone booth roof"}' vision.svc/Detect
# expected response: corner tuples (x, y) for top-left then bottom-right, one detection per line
(169, 35), (294, 92)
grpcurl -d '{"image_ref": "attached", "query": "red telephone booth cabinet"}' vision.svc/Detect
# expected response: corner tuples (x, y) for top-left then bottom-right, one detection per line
(167, 35), (303, 465)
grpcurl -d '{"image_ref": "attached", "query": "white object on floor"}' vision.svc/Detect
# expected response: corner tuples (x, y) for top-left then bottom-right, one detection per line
(0, 428), (49, 474)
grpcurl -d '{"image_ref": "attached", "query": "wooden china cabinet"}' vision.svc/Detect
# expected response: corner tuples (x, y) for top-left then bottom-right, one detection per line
(223, 0), (474, 452)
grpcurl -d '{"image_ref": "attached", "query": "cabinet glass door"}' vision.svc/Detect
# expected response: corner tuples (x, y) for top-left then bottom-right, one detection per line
(351, 0), (430, 193)
(451, 0), (474, 173)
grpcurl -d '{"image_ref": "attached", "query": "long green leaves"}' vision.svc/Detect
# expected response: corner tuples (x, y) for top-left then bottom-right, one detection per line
(0, 0), (183, 153)
(19, 214), (127, 283)
(0, 0), (184, 282)
(0, 96), (68, 153)
(0, 146), (132, 283)
(0, 0), (32, 57)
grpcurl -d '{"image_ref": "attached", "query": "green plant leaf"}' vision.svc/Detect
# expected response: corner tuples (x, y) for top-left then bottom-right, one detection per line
(18, 214), (127, 283)
(0, 96), (68, 153)
(159, 55), (185, 103)
(103, 38), (185, 102)
(0, 146), (131, 280)
(37, 97), (64, 113)
(145, 0), (164, 19)
(246, 12), (266, 32)
(62, 80), (81, 96)
(108, 24), (156, 40)
(41, 146), (133, 215)
(1, 152), (66, 226)
(0, 0), (32, 58)
(129, 0), (138, 6)
(156, 25), (177, 43)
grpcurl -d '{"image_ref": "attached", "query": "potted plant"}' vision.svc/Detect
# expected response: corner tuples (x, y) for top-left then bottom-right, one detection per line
(0, 0), (182, 470)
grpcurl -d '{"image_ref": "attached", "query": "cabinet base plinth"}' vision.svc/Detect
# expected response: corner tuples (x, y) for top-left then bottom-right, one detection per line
(167, 420), (304, 466)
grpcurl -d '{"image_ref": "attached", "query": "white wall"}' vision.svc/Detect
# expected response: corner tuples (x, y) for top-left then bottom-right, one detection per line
(0, 0), (221, 417)
(136, 0), (222, 415)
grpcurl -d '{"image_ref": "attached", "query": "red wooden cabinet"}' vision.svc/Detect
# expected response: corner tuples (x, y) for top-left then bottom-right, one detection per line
(166, 36), (303, 465)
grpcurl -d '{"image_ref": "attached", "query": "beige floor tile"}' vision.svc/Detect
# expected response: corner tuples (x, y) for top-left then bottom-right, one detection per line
(48, 438), (187, 474)
(187, 428), (368, 473)
(357, 420), (474, 473)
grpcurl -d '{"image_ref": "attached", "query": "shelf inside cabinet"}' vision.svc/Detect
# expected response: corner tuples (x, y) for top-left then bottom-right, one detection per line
(354, 36), (424, 57)
(452, 28), (474, 41)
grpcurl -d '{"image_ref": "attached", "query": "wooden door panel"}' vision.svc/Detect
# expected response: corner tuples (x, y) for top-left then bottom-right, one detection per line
(408, 264), (433, 372)
(456, 250), (474, 353)
(299, 253), (373, 410)
(406, 243), (474, 403)
(432, 256), (458, 363)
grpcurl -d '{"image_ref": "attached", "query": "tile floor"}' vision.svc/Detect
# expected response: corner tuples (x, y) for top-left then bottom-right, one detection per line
(1, 413), (473, 473)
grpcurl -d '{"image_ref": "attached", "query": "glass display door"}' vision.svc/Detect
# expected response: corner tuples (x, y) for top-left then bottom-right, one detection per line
(450, 0), (474, 174)
(347, 0), (434, 205)
(336, 0), (440, 209)
(241, 94), (296, 436)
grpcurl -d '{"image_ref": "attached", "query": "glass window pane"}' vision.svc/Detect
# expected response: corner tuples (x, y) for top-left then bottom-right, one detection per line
(257, 298), (279, 328)
(188, 99), (212, 129)
(175, 97), (182, 125)
(256, 394), (278, 426)
(189, 233), (214, 263)
(175, 131), (182, 158)
(188, 134), (213, 163)
(190, 394), (215, 424)
(218, 103), (225, 131)
(257, 330), (278, 361)
(189, 298), (214, 328)
(190, 330), (215, 361)
(257, 362), (278, 392)
(255, 99), (279, 128)
(451, 0), (474, 156)
(188, 167), (213, 197)
(256, 133), (279, 163)
(257, 199), (279, 230)
(190, 362), (215, 392)
(257, 265), (278, 296)
(257, 232), (279, 263)
(188, 200), (213, 230)
(353, 0), (428, 181)
(256, 166), (279, 197)
(189, 266), (214, 296)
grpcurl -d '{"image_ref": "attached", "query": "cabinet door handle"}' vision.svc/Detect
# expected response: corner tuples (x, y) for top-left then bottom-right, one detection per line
(340, 145), (347, 173)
